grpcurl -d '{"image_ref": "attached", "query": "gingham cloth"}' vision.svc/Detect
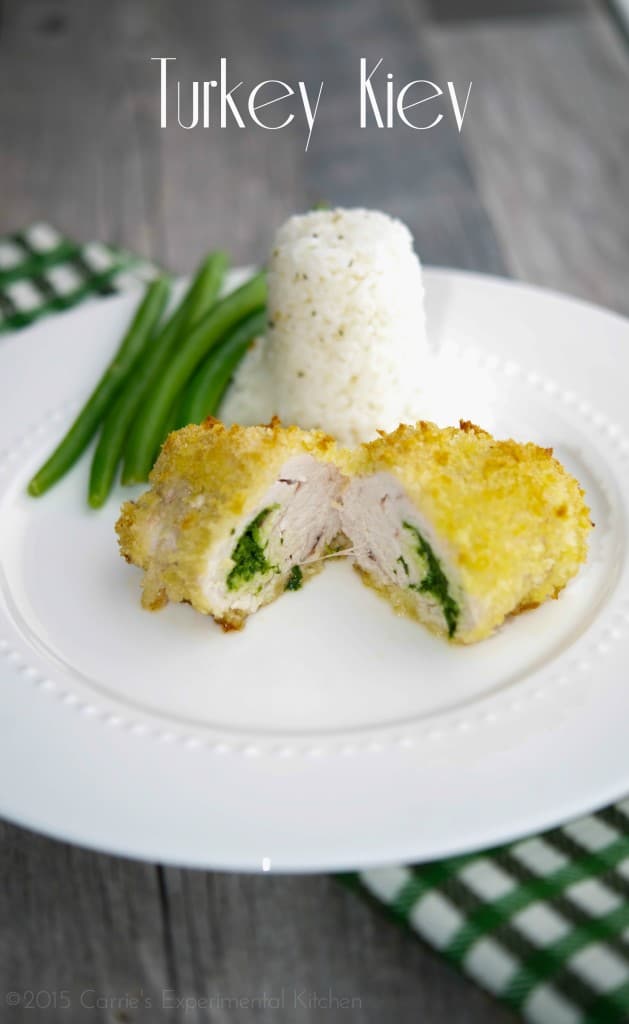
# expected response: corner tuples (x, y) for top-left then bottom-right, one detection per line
(0, 223), (159, 333)
(3, 224), (629, 1024)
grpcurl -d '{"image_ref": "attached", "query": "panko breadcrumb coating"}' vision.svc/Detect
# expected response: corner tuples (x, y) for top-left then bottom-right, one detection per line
(116, 417), (346, 630)
(116, 418), (591, 642)
(340, 420), (592, 643)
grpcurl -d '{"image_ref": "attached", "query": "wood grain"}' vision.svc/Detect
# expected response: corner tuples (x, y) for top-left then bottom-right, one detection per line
(422, 1), (629, 313)
(0, 0), (506, 272)
(0, 0), (626, 1021)
(0, 819), (517, 1023)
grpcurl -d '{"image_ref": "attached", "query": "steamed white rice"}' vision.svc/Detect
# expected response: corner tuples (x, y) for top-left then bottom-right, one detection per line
(220, 208), (430, 444)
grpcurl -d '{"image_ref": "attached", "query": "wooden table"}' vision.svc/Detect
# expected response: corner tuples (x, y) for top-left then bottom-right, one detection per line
(1, 1), (627, 1020)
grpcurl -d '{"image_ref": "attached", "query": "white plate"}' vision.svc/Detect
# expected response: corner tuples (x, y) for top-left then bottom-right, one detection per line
(1, 269), (628, 872)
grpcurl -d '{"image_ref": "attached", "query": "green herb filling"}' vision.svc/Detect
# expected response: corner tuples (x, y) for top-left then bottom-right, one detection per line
(285, 565), (303, 592)
(402, 522), (459, 638)
(227, 508), (277, 592)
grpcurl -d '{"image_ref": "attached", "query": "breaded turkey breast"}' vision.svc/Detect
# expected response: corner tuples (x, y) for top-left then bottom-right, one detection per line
(116, 418), (346, 630)
(340, 421), (591, 643)
(117, 418), (591, 643)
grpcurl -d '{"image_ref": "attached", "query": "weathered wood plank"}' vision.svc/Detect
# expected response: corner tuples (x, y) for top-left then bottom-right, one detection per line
(0, 0), (160, 259)
(422, 2), (629, 314)
(95, 0), (506, 273)
(133, 869), (518, 1023)
(0, 821), (176, 1023)
(0, 821), (517, 1023)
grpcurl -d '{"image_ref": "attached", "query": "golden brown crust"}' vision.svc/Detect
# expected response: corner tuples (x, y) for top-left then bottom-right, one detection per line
(115, 419), (343, 617)
(350, 419), (591, 641)
(116, 417), (591, 643)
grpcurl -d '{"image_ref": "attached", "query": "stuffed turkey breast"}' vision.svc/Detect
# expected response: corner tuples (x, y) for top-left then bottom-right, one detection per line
(116, 418), (346, 630)
(340, 421), (591, 644)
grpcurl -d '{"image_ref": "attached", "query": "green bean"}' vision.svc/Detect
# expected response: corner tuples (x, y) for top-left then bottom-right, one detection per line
(88, 251), (228, 507)
(122, 272), (267, 484)
(177, 309), (266, 427)
(27, 276), (170, 497)
(167, 250), (229, 341)
(127, 391), (184, 474)
(88, 388), (136, 509)
(160, 394), (186, 442)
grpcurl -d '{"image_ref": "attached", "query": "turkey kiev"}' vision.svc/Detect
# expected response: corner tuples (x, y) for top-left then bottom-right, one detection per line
(341, 421), (591, 644)
(117, 419), (591, 641)
(116, 418), (345, 630)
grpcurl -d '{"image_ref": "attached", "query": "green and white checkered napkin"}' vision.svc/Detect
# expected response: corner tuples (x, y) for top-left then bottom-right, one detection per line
(3, 224), (629, 1024)
(0, 223), (160, 333)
